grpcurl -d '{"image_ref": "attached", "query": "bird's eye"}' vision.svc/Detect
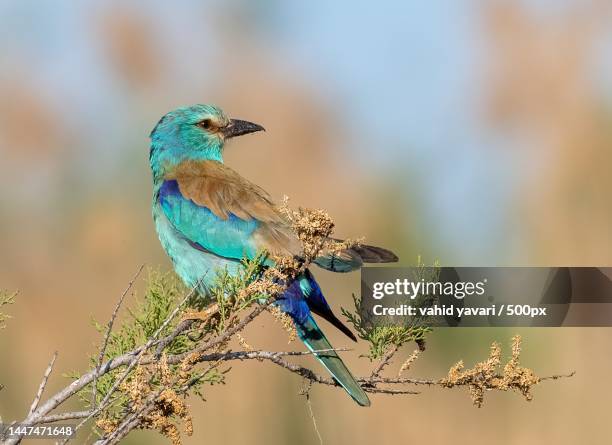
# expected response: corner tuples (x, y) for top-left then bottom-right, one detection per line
(198, 119), (213, 130)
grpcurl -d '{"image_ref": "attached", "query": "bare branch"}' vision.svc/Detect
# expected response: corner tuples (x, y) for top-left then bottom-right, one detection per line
(303, 385), (323, 445)
(28, 351), (58, 416)
(8, 318), (574, 445)
(540, 371), (576, 381)
(369, 344), (399, 380)
(38, 411), (93, 423)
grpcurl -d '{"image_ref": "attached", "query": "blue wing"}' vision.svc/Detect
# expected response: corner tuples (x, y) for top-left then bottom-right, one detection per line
(159, 179), (265, 260)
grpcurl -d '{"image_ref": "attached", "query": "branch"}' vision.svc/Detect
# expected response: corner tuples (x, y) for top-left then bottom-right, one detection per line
(68, 279), (198, 439)
(38, 411), (93, 423)
(4, 204), (575, 445)
(92, 265), (145, 410)
(28, 351), (58, 416)
(369, 344), (399, 381)
(6, 271), (576, 445)
(7, 296), (574, 445)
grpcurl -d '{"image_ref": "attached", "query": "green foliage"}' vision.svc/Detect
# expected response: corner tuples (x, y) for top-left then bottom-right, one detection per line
(342, 293), (430, 359)
(0, 290), (17, 329)
(68, 269), (211, 421)
(204, 251), (271, 332)
(94, 269), (191, 360)
(341, 257), (438, 359)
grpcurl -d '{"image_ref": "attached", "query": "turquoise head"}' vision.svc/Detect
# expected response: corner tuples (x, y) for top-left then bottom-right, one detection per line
(149, 104), (264, 179)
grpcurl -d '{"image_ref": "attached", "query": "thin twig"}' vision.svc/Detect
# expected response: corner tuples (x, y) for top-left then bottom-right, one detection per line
(365, 376), (438, 385)
(247, 351), (421, 393)
(154, 319), (195, 357)
(305, 388), (323, 445)
(37, 411), (93, 423)
(190, 348), (352, 364)
(169, 301), (272, 365)
(398, 349), (420, 377)
(67, 282), (198, 441)
(28, 351), (58, 416)
(96, 386), (166, 445)
(540, 371), (576, 381)
(363, 388), (420, 395)
(92, 264), (144, 410)
(369, 344), (399, 380)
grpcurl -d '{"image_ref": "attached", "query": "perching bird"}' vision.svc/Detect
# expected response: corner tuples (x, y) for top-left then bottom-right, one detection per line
(149, 104), (398, 406)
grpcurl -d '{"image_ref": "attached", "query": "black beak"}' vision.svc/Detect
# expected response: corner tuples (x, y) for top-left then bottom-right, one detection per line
(222, 119), (265, 139)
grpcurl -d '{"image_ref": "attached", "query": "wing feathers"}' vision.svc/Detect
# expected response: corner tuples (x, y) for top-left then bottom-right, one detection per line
(348, 243), (398, 263)
(163, 160), (398, 267)
(314, 242), (398, 272)
(168, 160), (283, 223)
(163, 160), (300, 259)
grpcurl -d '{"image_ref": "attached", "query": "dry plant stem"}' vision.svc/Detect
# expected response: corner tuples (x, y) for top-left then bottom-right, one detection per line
(8, 299), (575, 445)
(100, 351), (203, 445)
(9, 320), (574, 445)
(154, 319), (195, 358)
(305, 390), (323, 445)
(11, 281), (200, 445)
(92, 264), (145, 410)
(38, 411), (93, 423)
(369, 344), (399, 380)
(8, 296), (576, 445)
(540, 372), (576, 380)
(398, 349), (420, 377)
(28, 351), (58, 416)
(98, 387), (166, 445)
(91, 386), (166, 445)
(249, 349), (418, 395)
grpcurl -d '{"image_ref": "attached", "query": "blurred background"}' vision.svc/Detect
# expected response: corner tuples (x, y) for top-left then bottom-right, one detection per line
(0, 0), (610, 443)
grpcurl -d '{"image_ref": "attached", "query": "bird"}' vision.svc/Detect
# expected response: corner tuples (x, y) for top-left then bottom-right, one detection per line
(149, 104), (398, 406)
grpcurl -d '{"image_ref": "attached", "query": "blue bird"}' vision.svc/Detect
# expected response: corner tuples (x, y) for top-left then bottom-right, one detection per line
(149, 104), (398, 406)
